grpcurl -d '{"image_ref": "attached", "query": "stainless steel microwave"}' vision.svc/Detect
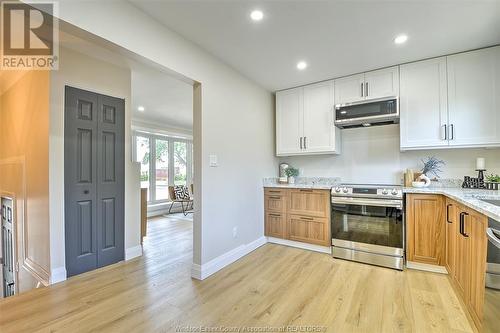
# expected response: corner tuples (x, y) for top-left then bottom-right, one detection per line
(334, 97), (399, 129)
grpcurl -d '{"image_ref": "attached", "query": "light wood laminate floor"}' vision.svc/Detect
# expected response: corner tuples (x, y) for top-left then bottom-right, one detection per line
(0, 214), (473, 333)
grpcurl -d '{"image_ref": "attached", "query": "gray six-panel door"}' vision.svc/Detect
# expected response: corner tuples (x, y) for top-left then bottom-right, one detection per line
(64, 86), (125, 277)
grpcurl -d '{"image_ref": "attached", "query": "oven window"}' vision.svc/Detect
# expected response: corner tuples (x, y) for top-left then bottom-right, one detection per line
(331, 203), (403, 248)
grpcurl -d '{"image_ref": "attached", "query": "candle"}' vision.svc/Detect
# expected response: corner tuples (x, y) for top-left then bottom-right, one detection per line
(476, 157), (485, 170)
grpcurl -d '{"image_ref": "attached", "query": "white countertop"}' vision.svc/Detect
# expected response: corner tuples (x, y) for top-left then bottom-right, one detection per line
(404, 187), (500, 221)
(263, 177), (339, 190)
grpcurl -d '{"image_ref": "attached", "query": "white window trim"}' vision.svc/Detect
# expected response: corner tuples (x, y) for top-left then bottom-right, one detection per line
(133, 130), (193, 205)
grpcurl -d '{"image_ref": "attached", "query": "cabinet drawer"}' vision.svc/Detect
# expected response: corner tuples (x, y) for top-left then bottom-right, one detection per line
(287, 214), (330, 246)
(288, 189), (330, 218)
(264, 188), (287, 196)
(265, 212), (286, 239)
(265, 194), (286, 212)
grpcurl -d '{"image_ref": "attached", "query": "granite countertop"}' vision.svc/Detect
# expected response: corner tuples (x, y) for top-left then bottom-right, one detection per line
(263, 177), (340, 190)
(404, 187), (500, 221)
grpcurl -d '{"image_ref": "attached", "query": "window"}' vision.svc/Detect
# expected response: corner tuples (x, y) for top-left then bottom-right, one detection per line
(134, 131), (193, 203)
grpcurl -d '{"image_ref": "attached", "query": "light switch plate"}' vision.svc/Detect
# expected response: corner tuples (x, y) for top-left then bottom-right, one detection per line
(209, 154), (218, 167)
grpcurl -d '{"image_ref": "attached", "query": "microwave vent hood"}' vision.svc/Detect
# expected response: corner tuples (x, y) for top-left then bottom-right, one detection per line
(334, 97), (399, 129)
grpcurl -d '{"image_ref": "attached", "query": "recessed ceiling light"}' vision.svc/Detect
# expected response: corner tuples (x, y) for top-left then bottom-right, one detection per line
(297, 61), (308, 70)
(250, 10), (263, 21)
(394, 34), (408, 44)
(138, 106), (145, 112)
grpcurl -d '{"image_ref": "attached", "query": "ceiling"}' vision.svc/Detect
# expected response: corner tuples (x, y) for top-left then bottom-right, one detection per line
(60, 29), (193, 131)
(131, 63), (193, 130)
(130, 0), (500, 91)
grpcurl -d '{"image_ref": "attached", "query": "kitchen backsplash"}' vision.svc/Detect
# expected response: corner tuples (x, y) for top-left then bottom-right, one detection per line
(279, 125), (500, 185)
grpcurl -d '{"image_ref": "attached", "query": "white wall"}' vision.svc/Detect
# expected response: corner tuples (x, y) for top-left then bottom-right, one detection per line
(52, 1), (277, 266)
(280, 125), (500, 184)
(49, 47), (140, 278)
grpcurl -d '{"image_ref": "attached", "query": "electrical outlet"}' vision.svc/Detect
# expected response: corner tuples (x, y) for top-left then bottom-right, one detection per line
(232, 226), (238, 238)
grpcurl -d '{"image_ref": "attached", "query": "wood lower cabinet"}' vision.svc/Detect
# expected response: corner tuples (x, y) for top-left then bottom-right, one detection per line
(463, 208), (488, 328)
(288, 215), (329, 246)
(445, 199), (458, 276)
(264, 187), (330, 246)
(265, 212), (286, 238)
(406, 194), (445, 265)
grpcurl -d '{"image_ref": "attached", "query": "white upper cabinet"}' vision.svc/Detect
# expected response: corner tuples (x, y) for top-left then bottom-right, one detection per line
(276, 87), (303, 155)
(400, 57), (449, 149)
(334, 74), (364, 104)
(303, 81), (339, 153)
(276, 81), (340, 156)
(364, 66), (400, 100)
(447, 46), (500, 147)
(334, 67), (399, 105)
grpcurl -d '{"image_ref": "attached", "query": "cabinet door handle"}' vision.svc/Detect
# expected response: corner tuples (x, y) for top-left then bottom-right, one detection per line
(300, 137), (303, 149)
(361, 83), (364, 97)
(269, 196), (281, 199)
(365, 82), (369, 97)
(300, 216), (314, 221)
(269, 213), (281, 217)
(442, 124), (447, 141)
(446, 204), (452, 223)
(304, 137), (307, 150)
(450, 124), (454, 140)
(459, 212), (464, 235)
(299, 189), (313, 192)
(462, 212), (469, 237)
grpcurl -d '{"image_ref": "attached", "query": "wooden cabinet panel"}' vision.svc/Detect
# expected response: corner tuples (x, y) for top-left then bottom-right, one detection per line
(445, 199), (457, 275)
(264, 187), (330, 247)
(288, 189), (330, 218)
(407, 194), (445, 265)
(454, 207), (471, 300)
(265, 212), (286, 239)
(467, 210), (488, 328)
(288, 215), (330, 246)
(265, 194), (286, 213)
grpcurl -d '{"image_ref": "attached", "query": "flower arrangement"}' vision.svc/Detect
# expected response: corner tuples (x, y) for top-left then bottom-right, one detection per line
(421, 156), (445, 178)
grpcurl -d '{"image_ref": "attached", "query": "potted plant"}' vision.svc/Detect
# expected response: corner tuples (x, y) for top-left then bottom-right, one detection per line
(285, 167), (299, 184)
(486, 174), (500, 183)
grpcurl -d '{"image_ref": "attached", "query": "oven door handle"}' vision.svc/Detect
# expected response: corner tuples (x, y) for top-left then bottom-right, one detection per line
(487, 227), (500, 249)
(331, 197), (402, 209)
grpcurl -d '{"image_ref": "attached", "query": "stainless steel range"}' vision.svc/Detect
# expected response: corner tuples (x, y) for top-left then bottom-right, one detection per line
(331, 184), (404, 270)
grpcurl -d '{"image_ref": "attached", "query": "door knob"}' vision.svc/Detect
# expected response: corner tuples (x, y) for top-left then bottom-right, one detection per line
(84, 190), (89, 194)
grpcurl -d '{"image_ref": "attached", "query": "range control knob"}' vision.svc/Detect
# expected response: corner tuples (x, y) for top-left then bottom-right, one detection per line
(391, 189), (399, 195)
(334, 187), (341, 193)
(342, 187), (349, 193)
(382, 189), (389, 195)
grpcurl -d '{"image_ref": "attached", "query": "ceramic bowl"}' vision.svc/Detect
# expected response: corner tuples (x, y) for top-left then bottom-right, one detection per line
(412, 181), (426, 188)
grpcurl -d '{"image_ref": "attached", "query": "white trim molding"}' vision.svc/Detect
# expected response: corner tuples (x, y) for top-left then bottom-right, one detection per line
(191, 236), (267, 280)
(50, 266), (67, 284)
(125, 245), (143, 260)
(406, 261), (448, 274)
(267, 237), (332, 254)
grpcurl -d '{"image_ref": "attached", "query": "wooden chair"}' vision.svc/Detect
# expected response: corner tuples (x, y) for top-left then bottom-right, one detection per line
(168, 185), (193, 216)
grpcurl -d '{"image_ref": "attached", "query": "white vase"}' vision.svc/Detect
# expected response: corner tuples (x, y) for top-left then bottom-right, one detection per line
(288, 176), (295, 184)
(418, 174), (431, 187)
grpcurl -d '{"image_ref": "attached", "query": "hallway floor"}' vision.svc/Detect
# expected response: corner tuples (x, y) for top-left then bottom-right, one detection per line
(0, 214), (473, 333)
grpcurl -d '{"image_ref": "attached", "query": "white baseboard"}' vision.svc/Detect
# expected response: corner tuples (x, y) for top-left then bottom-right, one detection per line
(125, 245), (143, 260)
(267, 237), (331, 254)
(406, 261), (448, 274)
(191, 236), (267, 280)
(50, 266), (67, 284)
